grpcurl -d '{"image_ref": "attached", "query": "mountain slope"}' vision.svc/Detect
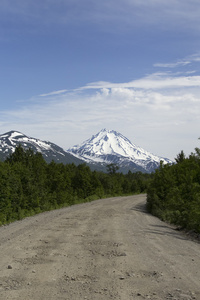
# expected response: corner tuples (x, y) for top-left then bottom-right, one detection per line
(0, 131), (83, 165)
(67, 129), (173, 173)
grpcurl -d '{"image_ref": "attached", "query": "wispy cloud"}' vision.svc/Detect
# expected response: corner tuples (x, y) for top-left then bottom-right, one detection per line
(154, 61), (191, 68)
(39, 89), (68, 97)
(78, 72), (200, 91)
(154, 54), (200, 69)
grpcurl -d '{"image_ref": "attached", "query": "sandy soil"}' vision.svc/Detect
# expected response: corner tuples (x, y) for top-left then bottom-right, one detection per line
(0, 194), (199, 300)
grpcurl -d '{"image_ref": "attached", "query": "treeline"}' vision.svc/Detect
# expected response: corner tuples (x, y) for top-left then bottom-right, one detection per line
(147, 147), (200, 233)
(0, 145), (151, 225)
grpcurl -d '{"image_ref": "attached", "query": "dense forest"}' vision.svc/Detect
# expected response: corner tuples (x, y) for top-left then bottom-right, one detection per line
(0, 145), (151, 225)
(147, 146), (200, 234)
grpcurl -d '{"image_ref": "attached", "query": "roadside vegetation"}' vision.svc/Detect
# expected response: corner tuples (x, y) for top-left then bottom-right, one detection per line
(0, 145), (151, 225)
(147, 146), (200, 233)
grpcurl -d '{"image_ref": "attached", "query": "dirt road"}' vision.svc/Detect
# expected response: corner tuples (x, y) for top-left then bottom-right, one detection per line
(0, 194), (199, 300)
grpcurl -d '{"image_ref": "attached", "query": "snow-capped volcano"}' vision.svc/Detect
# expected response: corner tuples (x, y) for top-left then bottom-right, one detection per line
(68, 129), (172, 173)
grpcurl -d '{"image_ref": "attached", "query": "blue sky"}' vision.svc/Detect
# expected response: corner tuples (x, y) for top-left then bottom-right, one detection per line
(1, 0), (200, 160)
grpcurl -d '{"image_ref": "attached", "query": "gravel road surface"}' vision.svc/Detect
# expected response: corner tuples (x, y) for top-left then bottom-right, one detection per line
(0, 194), (199, 300)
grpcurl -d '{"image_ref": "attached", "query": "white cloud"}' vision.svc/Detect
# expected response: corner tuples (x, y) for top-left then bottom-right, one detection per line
(78, 72), (200, 91)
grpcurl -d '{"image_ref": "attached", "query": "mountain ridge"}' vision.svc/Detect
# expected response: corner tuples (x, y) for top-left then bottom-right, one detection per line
(0, 129), (173, 173)
(0, 130), (83, 165)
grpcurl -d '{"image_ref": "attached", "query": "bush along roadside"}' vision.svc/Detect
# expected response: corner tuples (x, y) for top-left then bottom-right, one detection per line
(147, 147), (200, 234)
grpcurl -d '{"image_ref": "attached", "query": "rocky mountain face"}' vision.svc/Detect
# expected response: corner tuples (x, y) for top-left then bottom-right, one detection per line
(0, 131), (83, 165)
(67, 129), (173, 173)
(0, 129), (173, 173)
